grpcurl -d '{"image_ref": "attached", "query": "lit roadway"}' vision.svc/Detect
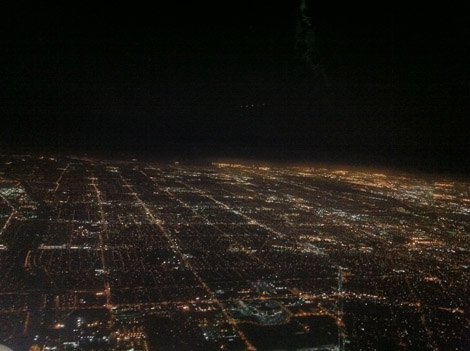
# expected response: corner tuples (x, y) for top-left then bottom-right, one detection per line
(0, 181), (18, 238)
(89, 174), (112, 309)
(48, 163), (70, 203)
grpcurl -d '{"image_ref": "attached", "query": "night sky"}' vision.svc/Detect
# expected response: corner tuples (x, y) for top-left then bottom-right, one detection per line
(1, 2), (469, 172)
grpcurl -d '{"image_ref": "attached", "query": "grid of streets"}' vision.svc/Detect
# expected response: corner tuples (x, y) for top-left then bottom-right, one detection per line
(0, 155), (469, 350)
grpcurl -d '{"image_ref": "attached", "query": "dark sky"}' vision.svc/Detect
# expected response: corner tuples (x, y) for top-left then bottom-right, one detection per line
(1, 2), (469, 171)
